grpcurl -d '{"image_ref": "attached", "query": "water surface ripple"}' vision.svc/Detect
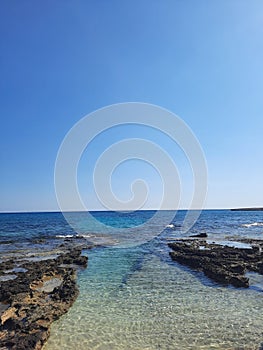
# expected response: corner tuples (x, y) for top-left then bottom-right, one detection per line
(44, 246), (263, 350)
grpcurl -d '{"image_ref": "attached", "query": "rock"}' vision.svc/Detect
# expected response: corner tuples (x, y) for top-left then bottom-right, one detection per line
(0, 247), (88, 350)
(203, 264), (231, 285)
(32, 239), (46, 244)
(168, 239), (262, 289)
(189, 233), (208, 238)
(56, 249), (88, 267)
(230, 275), (249, 288)
(73, 256), (88, 267)
(258, 262), (263, 274)
(0, 307), (16, 325)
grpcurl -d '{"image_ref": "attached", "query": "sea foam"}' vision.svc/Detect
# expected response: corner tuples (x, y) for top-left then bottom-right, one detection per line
(242, 222), (263, 228)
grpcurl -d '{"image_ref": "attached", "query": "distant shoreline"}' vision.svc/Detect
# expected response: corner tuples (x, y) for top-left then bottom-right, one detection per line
(231, 207), (263, 211)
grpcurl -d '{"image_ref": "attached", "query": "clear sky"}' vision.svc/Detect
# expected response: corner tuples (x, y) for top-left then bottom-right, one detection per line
(1, 0), (263, 212)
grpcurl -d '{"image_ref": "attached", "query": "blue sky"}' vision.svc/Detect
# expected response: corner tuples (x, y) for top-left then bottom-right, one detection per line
(1, 0), (263, 212)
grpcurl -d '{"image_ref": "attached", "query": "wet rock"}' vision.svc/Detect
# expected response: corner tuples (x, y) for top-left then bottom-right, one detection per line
(230, 275), (249, 288)
(0, 260), (15, 273)
(168, 240), (262, 288)
(56, 249), (88, 267)
(189, 232), (208, 238)
(0, 248), (88, 350)
(31, 239), (46, 244)
(258, 263), (263, 274)
(73, 255), (88, 267)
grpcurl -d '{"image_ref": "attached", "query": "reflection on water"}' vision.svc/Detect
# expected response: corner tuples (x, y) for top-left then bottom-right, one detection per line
(206, 240), (253, 249)
(0, 274), (17, 282)
(44, 247), (263, 350)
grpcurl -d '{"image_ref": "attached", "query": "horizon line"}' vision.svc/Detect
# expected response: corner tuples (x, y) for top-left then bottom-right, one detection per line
(1, 207), (260, 214)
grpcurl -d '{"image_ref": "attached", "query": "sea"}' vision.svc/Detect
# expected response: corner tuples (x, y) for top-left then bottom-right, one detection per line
(0, 210), (263, 350)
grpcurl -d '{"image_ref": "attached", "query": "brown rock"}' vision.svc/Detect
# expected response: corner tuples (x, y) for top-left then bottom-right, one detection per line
(169, 239), (262, 288)
(1, 307), (17, 325)
(0, 247), (89, 350)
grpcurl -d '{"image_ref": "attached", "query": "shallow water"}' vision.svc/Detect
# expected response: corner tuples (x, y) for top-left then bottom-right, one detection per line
(1, 210), (263, 349)
(0, 274), (17, 282)
(36, 277), (62, 293)
(44, 246), (263, 350)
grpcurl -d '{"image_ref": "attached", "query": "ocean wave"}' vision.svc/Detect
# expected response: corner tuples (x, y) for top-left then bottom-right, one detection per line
(77, 234), (95, 238)
(166, 224), (182, 229)
(56, 235), (75, 238)
(166, 224), (175, 228)
(242, 222), (263, 228)
(55, 234), (95, 239)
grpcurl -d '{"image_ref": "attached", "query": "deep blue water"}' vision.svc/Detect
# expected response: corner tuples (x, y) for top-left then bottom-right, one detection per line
(1, 209), (263, 245)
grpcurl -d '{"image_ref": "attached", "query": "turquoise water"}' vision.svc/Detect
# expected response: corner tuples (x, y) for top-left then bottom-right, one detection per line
(44, 246), (263, 350)
(1, 210), (263, 349)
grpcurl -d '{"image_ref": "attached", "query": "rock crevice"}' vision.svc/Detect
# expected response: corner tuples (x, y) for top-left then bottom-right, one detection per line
(0, 249), (88, 350)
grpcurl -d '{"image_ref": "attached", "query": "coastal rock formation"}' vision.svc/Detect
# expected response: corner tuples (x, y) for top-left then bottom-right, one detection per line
(168, 239), (263, 288)
(0, 249), (88, 350)
(231, 207), (263, 211)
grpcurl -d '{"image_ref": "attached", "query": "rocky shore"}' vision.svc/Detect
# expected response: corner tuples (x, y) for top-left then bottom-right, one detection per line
(169, 238), (263, 288)
(0, 245), (89, 350)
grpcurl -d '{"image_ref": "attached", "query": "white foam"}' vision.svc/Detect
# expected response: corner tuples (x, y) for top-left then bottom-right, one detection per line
(166, 224), (175, 228)
(55, 234), (95, 239)
(55, 235), (75, 238)
(77, 234), (95, 238)
(242, 222), (263, 228)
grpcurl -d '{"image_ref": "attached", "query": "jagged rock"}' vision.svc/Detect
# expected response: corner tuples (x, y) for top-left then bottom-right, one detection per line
(168, 240), (262, 288)
(0, 248), (88, 350)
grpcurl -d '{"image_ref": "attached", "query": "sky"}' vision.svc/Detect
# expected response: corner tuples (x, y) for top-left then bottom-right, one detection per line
(1, 0), (263, 212)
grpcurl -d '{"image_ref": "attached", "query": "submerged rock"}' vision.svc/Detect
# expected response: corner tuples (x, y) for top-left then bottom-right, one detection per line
(0, 249), (88, 350)
(168, 240), (263, 288)
(189, 232), (208, 238)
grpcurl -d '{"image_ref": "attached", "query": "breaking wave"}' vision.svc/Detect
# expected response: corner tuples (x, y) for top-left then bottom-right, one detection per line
(242, 222), (263, 228)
